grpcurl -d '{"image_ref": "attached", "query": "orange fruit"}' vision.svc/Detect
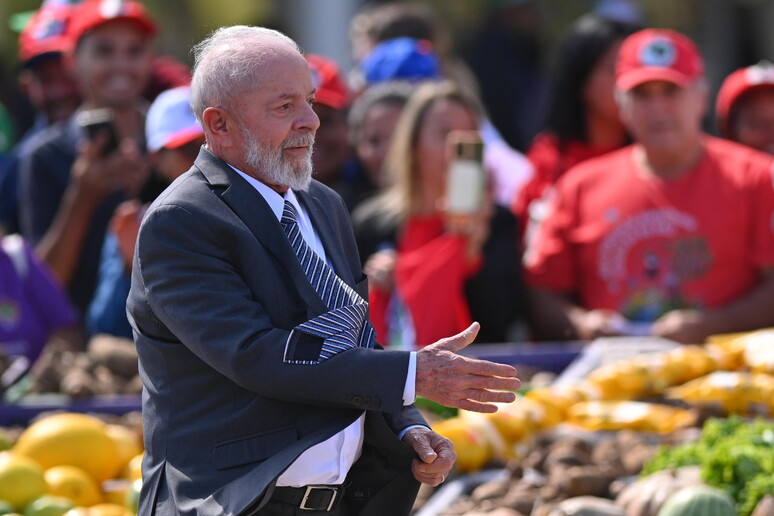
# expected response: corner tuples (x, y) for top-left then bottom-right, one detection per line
(44, 466), (101, 507)
(13, 414), (120, 483)
(0, 452), (47, 511)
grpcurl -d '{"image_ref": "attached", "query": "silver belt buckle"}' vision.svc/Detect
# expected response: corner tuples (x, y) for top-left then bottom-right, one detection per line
(300, 485), (338, 511)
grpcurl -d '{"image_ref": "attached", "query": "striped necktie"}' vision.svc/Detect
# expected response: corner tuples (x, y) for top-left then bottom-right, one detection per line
(281, 200), (376, 364)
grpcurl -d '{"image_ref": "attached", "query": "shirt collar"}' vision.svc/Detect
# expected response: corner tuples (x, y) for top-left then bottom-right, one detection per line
(229, 165), (303, 222)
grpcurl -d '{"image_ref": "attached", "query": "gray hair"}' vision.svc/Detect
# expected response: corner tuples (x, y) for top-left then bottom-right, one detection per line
(190, 26), (302, 122)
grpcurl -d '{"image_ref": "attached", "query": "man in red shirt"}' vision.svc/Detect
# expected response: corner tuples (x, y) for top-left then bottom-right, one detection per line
(525, 28), (774, 344)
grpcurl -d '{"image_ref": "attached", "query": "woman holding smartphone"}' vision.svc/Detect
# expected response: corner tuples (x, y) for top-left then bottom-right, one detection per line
(352, 80), (529, 348)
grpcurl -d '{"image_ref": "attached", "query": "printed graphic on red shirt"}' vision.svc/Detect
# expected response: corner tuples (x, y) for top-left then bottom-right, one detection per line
(599, 209), (711, 320)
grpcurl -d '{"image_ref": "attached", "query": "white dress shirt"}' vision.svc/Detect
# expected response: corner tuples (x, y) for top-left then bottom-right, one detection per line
(232, 168), (418, 487)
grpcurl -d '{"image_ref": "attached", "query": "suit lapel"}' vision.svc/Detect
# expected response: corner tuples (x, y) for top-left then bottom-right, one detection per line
(193, 148), (328, 315)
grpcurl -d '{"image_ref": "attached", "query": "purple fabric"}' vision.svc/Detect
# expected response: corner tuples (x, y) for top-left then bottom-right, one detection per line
(0, 238), (78, 363)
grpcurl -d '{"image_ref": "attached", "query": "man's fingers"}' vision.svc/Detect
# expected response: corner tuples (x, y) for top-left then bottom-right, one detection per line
(465, 358), (519, 379)
(431, 322), (480, 353)
(465, 388), (518, 404)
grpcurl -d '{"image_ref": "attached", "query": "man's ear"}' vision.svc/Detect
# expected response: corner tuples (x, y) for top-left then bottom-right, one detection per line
(202, 107), (235, 148)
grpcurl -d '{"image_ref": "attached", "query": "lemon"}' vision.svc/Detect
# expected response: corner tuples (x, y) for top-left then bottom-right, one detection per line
(13, 414), (120, 483)
(23, 495), (74, 516)
(0, 453), (47, 511)
(44, 466), (102, 507)
(103, 426), (141, 475)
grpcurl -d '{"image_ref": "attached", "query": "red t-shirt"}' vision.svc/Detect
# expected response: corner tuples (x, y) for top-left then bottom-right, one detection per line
(513, 132), (622, 239)
(524, 136), (774, 321)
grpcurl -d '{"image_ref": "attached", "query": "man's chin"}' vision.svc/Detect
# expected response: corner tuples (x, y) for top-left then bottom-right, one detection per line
(284, 168), (313, 192)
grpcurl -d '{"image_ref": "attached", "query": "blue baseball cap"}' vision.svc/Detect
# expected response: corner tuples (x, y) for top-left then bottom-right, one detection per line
(360, 37), (440, 84)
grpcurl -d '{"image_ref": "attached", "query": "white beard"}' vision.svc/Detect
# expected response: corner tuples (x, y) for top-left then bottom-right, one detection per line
(241, 124), (314, 191)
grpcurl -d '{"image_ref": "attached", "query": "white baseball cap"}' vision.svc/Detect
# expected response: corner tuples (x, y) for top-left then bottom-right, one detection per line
(145, 85), (204, 152)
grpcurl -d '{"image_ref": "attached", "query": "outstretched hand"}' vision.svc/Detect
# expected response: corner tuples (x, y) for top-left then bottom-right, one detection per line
(415, 322), (520, 413)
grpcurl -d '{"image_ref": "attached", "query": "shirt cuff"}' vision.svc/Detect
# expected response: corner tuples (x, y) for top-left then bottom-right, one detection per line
(402, 351), (417, 406)
(398, 424), (429, 440)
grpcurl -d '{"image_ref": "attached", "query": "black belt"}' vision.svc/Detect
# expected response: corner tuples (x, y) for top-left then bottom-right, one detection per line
(272, 484), (343, 511)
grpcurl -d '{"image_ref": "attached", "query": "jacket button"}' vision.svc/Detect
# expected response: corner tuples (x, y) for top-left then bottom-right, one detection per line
(350, 396), (362, 406)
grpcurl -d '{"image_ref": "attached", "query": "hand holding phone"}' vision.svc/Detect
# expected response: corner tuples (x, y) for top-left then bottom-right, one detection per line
(445, 131), (485, 216)
(76, 108), (120, 157)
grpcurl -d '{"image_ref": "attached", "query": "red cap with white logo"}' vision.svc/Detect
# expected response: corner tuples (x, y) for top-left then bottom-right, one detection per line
(615, 28), (704, 91)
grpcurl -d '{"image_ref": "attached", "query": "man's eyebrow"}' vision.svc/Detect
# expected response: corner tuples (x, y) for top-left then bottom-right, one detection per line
(271, 88), (317, 102)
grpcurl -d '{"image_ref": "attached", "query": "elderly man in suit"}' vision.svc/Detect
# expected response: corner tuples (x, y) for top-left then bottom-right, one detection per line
(127, 25), (520, 516)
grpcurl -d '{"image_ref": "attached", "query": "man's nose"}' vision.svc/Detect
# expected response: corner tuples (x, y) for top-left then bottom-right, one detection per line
(298, 102), (320, 134)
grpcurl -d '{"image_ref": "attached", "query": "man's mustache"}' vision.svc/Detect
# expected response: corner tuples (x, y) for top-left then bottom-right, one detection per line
(281, 134), (315, 150)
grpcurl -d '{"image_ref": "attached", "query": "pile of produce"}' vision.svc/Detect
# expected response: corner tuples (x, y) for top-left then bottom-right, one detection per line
(24, 336), (142, 399)
(439, 428), (673, 515)
(423, 328), (774, 515)
(0, 412), (142, 516)
(641, 415), (774, 516)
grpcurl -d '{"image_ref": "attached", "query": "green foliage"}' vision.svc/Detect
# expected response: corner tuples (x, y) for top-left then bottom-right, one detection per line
(414, 397), (458, 419)
(641, 415), (774, 516)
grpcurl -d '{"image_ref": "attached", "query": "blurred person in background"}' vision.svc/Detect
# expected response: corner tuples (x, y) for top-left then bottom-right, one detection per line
(358, 33), (533, 212)
(0, 0), (82, 236)
(352, 80), (529, 349)
(305, 53), (369, 211)
(86, 85), (204, 339)
(351, 2), (534, 209)
(0, 227), (82, 383)
(348, 80), (415, 201)
(348, 2), (475, 95)
(18, 0), (155, 316)
(525, 29), (774, 344)
(464, 0), (549, 152)
(716, 61), (774, 155)
(513, 13), (640, 245)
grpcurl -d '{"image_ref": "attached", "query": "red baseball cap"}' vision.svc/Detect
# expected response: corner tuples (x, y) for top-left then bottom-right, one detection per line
(18, 4), (76, 66)
(716, 61), (774, 138)
(306, 54), (350, 110)
(616, 28), (704, 91)
(68, 0), (156, 46)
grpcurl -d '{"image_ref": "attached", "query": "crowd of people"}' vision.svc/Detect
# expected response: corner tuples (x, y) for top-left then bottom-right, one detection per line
(2, 0), (774, 365)
(0, 1), (773, 514)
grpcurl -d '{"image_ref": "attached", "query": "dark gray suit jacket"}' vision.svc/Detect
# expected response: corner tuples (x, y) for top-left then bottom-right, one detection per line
(128, 148), (426, 515)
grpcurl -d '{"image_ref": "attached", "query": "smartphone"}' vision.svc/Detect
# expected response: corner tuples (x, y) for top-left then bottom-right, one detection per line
(445, 131), (485, 215)
(76, 108), (120, 156)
